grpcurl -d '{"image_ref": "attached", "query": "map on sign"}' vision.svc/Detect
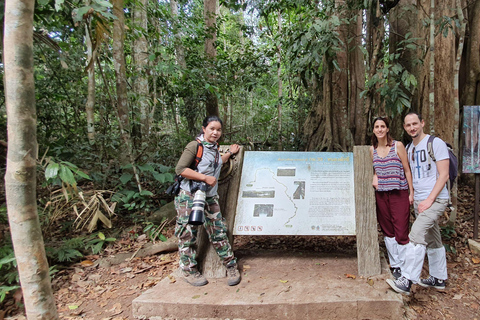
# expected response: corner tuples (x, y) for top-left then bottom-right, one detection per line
(234, 151), (356, 236)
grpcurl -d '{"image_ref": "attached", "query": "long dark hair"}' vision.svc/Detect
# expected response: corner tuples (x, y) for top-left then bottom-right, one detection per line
(198, 115), (224, 138)
(371, 116), (393, 148)
(202, 115), (223, 129)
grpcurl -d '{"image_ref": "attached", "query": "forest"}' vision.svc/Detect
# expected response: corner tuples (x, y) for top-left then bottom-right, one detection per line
(1, 0), (480, 318)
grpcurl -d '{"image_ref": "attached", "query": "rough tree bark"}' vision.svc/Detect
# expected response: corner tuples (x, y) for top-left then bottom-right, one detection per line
(4, 0), (59, 318)
(113, 0), (130, 151)
(85, 20), (96, 142)
(171, 0), (195, 135)
(365, 0), (386, 117)
(204, 0), (220, 117)
(463, 0), (480, 106)
(304, 1), (363, 151)
(388, 0), (417, 137)
(277, 12), (283, 150)
(133, 0), (150, 139)
(347, 4), (366, 145)
(113, 0), (142, 191)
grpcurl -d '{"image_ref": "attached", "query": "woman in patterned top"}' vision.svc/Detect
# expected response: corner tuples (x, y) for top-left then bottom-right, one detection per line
(370, 116), (413, 280)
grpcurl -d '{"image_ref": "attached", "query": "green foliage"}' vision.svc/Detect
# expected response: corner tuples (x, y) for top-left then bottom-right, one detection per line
(111, 163), (175, 212)
(0, 285), (20, 303)
(441, 225), (457, 254)
(46, 237), (85, 263)
(120, 163), (174, 185)
(361, 33), (420, 117)
(0, 204), (7, 224)
(44, 158), (91, 188)
(0, 245), (20, 302)
(441, 224), (456, 240)
(112, 189), (155, 211)
(143, 220), (168, 242)
(85, 232), (116, 255)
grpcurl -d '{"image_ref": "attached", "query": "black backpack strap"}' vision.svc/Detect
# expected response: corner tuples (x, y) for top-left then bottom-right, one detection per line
(406, 141), (412, 153)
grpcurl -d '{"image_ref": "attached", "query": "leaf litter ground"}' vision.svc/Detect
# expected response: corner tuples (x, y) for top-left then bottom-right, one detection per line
(1, 184), (480, 320)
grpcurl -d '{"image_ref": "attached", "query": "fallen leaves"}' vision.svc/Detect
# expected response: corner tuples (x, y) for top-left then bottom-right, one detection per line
(345, 273), (356, 279)
(80, 259), (95, 267)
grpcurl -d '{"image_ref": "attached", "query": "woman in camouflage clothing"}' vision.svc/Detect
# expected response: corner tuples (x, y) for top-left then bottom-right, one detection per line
(174, 115), (240, 286)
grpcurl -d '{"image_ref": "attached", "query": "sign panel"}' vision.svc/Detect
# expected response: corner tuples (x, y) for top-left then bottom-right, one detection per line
(463, 105), (480, 173)
(234, 151), (356, 236)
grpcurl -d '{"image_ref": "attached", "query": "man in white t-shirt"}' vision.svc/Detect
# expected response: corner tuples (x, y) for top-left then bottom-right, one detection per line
(386, 112), (449, 295)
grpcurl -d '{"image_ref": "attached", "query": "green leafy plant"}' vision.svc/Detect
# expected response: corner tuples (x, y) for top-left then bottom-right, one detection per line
(441, 225), (457, 254)
(112, 163), (175, 213)
(441, 225), (456, 240)
(0, 253), (17, 283)
(86, 232), (116, 254)
(0, 204), (7, 224)
(0, 247), (20, 303)
(0, 285), (20, 303)
(46, 237), (85, 263)
(112, 189), (154, 211)
(143, 219), (168, 242)
(41, 157), (91, 201)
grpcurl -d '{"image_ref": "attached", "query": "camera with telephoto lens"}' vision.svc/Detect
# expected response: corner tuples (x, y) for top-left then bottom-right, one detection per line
(188, 181), (208, 225)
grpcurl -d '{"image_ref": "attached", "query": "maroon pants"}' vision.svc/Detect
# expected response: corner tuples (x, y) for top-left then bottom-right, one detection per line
(375, 189), (410, 245)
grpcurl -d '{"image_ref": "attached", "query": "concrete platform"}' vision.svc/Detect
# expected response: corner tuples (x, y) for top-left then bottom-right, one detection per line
(132, 250), (403, 320)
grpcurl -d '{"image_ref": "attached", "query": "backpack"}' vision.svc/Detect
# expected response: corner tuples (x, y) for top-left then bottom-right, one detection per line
(425, 136), (458, 189)
(406, 135), (458, 205)
(165, 139), (204, 196)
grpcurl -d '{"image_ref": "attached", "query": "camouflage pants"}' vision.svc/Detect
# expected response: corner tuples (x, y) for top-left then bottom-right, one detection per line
(174, 189), (236, 273)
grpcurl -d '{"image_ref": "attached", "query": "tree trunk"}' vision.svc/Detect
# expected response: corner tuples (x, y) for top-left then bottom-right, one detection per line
(447, 0), (467, 225)
(277, 12), (283, 150)
(133, 0), (150, 139)
(4, 0), (59, 318)
(113, 0), (142, 191)
(171, 0), (196, 135)
(347, 6), (366, 145)
(304, 2), (362, 152)
(365, 0), (386, 116)
(85, 21), (96, 142)
(113, 0), (131, 159)
(204, 0), (220, 117)
(428, 0), (436, 133)
(463, 0), (480, 106)
(388, 0), (417, 137)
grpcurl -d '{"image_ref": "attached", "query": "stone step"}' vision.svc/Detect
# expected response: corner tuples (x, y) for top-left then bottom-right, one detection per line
(132, 251), (403, 320)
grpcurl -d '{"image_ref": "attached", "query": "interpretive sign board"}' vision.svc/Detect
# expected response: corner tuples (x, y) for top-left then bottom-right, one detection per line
(234, 151), (356, 236)
(463, 105), (480, 173)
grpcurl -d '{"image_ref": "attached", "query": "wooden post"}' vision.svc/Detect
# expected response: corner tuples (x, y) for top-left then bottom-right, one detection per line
(354, 146), (381, 277)
(198, 146), (244, 278)
(474, 174), (479, 240)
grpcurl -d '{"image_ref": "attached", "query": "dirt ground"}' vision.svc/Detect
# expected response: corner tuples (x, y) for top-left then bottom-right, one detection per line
(1, 183), (480, 320)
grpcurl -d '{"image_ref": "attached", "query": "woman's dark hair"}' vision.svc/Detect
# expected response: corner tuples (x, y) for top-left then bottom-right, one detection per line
(202, 115), (223, 129)
(371, 116), (393, 148)
(198, 115), (224, 137)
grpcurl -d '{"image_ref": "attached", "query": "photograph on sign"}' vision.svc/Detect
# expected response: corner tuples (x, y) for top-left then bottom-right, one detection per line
(234, 151), (356, 236)
(463, 105), (480, 173)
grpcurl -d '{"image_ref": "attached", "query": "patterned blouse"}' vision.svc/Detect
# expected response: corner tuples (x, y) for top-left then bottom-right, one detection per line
(373, 141), (408, 192)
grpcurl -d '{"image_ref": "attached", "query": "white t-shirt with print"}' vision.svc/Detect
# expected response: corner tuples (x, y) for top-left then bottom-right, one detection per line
(407, 134), (449, 201)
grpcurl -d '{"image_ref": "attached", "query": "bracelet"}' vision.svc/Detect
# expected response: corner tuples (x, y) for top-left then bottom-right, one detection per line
(227, 150), (233, 156)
